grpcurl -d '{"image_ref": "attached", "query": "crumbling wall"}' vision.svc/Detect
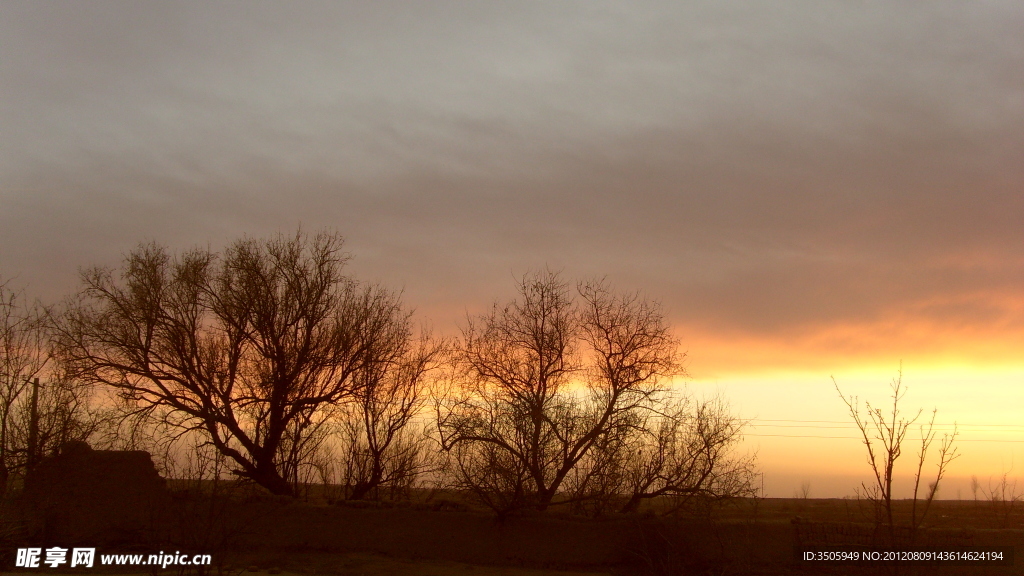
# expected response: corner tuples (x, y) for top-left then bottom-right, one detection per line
(23, 441), (168, 545)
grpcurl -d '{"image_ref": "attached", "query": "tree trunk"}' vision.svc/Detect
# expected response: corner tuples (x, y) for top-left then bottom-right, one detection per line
(348, 480), (373, 501)
(620, 494), (643, 514)
(251, 465), (293, 496)
(348, 460), (383, 500)
(0, 461), (7, 500)
(535, 486), (557, 511)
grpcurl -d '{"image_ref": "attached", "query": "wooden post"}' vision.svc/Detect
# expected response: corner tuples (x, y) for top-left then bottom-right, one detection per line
(27, 377), (39, 472)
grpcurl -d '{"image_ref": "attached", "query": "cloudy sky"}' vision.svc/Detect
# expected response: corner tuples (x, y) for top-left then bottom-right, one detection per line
(2, 1), (1022, 495)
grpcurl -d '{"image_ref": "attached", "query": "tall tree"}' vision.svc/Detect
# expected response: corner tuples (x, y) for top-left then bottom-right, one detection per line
(835, 368), (959, 541)
(438, 271), (684, 512)
(57, 231), (404, 495)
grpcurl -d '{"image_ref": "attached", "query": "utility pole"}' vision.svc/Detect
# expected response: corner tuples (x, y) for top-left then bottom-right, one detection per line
(27, 377), (39, 473)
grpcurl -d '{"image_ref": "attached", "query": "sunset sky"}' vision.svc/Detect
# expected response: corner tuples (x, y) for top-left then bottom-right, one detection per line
(1, 1), (1022, 497)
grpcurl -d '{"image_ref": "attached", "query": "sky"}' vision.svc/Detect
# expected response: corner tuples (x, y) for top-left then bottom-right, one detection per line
(1, 1), (1022, 496)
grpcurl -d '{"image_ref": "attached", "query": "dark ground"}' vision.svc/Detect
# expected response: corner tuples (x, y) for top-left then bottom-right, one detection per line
(4, 492), (1023, 576)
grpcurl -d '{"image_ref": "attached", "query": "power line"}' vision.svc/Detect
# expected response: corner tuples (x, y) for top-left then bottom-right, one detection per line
(748, 424), (1023, 434)
(744, 433), (1024, 443)
(750, 418), (1024, 428)
(746, 416), (1024, 442)
(752, 423), (969, 429)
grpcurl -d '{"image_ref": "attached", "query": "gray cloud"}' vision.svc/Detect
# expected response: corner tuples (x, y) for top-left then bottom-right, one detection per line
(1, 1), (1021, 346)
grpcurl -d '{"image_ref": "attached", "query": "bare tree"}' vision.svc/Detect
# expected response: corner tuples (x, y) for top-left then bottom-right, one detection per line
(338, 321), (440, 501)
(981, 470), (1024, 529)
(835, 366), (958, 541)
(562, 394), (755, 516)
(0, 280), (107, 497)
(909, 408), (958, 532)
(444, 433), (533, 515)
(798, 481), (812, 501)
(56, 231), (409, 495)
(617, 395), (757, 514)
(279, 405), (335, 498)
(438, 271), (684, 513)
(0, 280), (50, 495)
(9, 368), (109, 468)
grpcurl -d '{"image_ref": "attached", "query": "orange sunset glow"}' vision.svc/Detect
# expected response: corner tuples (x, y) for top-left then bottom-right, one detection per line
(680, 312), (1024, 496)
(2, 1), (1021, 507)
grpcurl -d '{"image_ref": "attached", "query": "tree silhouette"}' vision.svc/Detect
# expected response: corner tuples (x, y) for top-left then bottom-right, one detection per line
(57, 231), (407, 495)
(0, 280), (103, 496)
(615, 395), (756, 514)
(438, 271), (684, 513)
(835, 367), (958, 541)
(339, 318), (440, 500)
(0, 280), (49, 495)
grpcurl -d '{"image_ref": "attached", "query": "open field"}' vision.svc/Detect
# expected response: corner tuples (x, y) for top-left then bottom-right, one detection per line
(731, 497), (1024, 530)
(8, 493), (1023, 576)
